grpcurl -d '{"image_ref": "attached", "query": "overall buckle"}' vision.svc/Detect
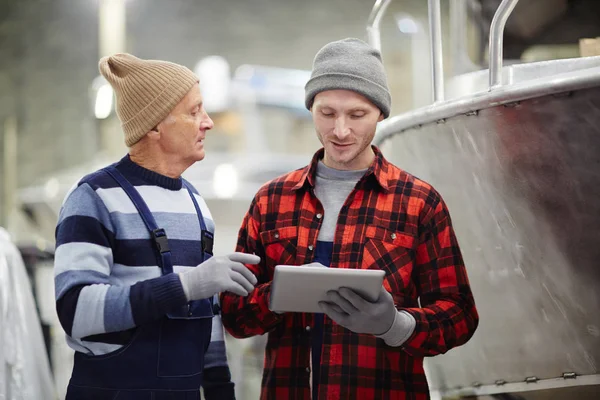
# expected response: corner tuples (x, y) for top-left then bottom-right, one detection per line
(152, 228), (170, 253)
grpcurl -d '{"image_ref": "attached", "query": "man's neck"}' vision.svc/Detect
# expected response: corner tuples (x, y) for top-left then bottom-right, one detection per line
(128, 151), (188, 179)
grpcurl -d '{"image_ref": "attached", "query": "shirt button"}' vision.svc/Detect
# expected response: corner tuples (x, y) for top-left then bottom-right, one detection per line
(274, 233), (280, 239)
(308, 245), (314, 251)
(391, 233), (397, 240)
(316, 213), (323, 219)
(305, 326), (311, 332)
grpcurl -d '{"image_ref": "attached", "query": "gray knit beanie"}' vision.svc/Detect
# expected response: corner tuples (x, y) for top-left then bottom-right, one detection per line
(304, 38), (391, 118)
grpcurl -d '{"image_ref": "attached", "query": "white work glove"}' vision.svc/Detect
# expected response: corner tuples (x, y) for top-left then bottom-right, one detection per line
(303, 261), (328, 268)
(319, 285), (397, 335)
(179, 252), (260, 301)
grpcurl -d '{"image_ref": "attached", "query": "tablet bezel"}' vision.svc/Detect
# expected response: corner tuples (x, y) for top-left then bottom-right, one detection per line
(269, 265), (386, 314)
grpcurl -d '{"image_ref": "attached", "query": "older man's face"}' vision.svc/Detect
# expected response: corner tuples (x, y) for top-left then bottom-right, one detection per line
(158, 83), (214, 164)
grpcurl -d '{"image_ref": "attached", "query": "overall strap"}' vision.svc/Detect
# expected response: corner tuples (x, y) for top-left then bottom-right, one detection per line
(104, 166), (174, 275)
(183, 180), (213, 256)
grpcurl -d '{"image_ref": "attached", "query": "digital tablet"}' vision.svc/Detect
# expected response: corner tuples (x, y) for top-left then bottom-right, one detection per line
(269, 265), (386, 314)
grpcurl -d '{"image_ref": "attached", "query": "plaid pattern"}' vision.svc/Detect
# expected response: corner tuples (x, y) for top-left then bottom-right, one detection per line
(220, 146), (479, 400)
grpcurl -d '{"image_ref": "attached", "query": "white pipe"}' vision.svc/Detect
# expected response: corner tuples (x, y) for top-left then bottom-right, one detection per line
(428, 0), (444, 102)
(489, 0), (520, 89)
(367, 0), (392, 52)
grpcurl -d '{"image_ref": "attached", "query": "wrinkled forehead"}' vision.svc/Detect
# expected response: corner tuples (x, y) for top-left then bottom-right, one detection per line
(176, 83), (203, 111)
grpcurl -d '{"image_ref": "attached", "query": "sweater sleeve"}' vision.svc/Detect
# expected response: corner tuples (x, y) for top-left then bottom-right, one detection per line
(54, 183), (188, 340)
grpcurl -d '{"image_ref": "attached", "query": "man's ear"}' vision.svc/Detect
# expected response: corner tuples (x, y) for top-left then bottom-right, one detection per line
(378, 112), (384, 122)
(146, 125), (161, 140)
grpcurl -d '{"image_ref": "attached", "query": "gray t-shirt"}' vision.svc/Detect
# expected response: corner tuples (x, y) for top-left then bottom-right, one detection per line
(314, 161), (367, 242)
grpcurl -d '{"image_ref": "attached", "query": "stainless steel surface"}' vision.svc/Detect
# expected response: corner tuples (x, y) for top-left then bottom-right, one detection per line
(489, 0), (520, 89)
(446, 56), (600, 100)
(366, 0), (391, 52)
(435, 374), (600, 398)
(377, 81), (600, 392)
(428, 0), (444, 102)
(374, 57), (600, 145)
(368, 5), (600, 390)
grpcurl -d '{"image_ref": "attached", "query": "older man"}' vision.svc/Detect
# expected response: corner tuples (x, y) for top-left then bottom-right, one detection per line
(220, 38), (479, 399)
(54, 53), (259, 399)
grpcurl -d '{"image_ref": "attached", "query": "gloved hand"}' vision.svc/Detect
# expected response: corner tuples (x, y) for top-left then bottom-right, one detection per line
(318, 285), (396, 335)
(303, 261), (328, 268)
(179, 253), (260, 301)
(272, 261), (327, 314)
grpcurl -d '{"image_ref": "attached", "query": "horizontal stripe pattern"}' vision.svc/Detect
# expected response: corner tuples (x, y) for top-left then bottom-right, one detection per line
(54, 157), (226, 367)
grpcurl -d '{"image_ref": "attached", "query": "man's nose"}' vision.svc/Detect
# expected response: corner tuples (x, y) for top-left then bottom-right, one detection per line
(333, 117), (350, 139)
(201, 112), (214, 130)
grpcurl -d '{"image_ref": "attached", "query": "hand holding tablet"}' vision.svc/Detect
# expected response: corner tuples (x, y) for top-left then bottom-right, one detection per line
(269, 264), (385, 314)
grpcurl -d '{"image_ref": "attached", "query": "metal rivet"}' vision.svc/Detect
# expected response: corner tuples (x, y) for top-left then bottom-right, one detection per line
(316, 213), (323, 219)
(305, 326), (311, 332)
(274, 233), (279, 239)
(391, 233), (397, 240)
(308, 245), (314, 251)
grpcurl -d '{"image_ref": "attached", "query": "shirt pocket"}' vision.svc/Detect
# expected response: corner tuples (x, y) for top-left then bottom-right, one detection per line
(260, 225), (298, 273)
(362, 225), (417, 299)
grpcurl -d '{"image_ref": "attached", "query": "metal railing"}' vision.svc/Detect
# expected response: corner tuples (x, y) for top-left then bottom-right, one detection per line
(489, 0), (521, 88)
(366, 0), (392, 52)
(368, 0), (600, 146)
(366, 0), (521, 97)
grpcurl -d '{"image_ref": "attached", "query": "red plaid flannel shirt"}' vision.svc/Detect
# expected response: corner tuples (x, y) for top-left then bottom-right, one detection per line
(220, 146), (479, 399)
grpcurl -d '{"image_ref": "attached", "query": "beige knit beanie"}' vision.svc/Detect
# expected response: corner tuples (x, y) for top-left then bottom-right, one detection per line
(98, 53), (199, 147)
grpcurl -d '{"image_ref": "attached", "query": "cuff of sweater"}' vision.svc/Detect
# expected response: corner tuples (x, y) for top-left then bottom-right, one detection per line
(203, 366), (236, 400)
(204, 385), (235, 400)
(150, 273), (189, 311)
(376, 310), (416, 347)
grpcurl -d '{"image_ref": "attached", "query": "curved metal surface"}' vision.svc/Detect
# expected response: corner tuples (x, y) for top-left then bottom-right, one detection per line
(373, 57), (600, 146)
(445, 56), (600, 100)
(489, 0), (520, 89)
(379, 83), (600, 392)
(436, 373), (600, 398)
(366, 0), (391, 52)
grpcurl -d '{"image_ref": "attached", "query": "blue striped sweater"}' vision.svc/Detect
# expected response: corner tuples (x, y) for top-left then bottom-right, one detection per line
(54, 155), (233, 395)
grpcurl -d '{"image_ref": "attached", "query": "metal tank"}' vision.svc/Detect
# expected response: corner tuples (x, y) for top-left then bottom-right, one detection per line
(368, 0), (600, 398)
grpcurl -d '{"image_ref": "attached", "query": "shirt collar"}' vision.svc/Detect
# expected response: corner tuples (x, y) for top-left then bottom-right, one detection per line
(292, 145), (391, 193)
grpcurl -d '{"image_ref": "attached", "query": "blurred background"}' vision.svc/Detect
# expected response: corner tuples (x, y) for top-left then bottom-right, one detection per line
(1, 0), (600, 399)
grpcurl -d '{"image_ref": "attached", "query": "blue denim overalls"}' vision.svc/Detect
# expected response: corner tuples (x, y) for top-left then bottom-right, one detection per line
(66, 166), (214, 400)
